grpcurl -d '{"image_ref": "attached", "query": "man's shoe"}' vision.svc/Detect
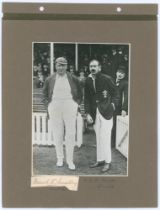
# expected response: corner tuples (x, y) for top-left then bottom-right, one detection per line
(90, 161), (105, 168)
(67, 162), (76, 170)
(101, 163), (110, 172)
(56, 160), (63, 167)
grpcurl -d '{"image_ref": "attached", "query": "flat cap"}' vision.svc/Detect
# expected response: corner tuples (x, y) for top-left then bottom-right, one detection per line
(55, 57), (68, 65)
(117, 65), (126, 73)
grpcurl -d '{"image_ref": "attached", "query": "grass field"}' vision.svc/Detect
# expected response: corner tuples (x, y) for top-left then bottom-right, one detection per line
(33, 130), (127, 176)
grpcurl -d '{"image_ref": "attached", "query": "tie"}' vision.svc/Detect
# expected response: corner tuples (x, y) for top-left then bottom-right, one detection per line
(92, 78), (96, 92)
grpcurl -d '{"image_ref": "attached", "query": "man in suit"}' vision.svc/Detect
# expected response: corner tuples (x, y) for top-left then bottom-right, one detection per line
(43, 57), (82, 170)
(84, 59), (120, 172)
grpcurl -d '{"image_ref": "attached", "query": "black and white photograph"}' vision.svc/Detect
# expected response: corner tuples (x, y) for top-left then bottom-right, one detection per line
(32, 42), (130, 176)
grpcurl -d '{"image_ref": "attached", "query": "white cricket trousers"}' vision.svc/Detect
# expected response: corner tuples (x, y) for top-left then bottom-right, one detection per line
(94, 109), (113, 163)
(48, 99), (78, 164)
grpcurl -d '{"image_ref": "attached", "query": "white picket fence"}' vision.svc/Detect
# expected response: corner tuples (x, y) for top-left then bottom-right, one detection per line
(32, 112), (83, 147)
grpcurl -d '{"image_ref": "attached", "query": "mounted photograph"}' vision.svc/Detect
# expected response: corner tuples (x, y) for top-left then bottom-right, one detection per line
(32, 42), (130, 177)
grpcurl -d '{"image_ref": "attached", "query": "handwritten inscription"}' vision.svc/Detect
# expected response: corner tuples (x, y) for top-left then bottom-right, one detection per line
(31, 176), (79, 191)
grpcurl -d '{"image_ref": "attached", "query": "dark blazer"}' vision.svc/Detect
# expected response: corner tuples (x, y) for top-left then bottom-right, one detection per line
(116, 78), (128, 114)
(42, 72), (82, 107)
(84, 72), (120, 122)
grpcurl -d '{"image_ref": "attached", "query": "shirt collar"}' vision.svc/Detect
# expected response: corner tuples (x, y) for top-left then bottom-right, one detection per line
(89, 73), (95, 80)
(89, 72), (101, 80)
(56, 73), (67, 79)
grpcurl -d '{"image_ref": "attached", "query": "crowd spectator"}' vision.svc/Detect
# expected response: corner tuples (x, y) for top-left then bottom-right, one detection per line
(34, 71), (45, 88)
(69, 65), (76, 75)
(111, 65), (128, 147)
(101, 54), (112, 77)
(33, 44), (129, 89)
